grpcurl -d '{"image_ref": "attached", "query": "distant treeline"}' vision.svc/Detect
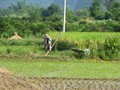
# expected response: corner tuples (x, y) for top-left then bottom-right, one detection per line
(0, 0), (120, 37)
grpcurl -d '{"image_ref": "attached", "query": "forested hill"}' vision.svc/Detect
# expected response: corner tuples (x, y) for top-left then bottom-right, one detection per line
(1, 0), (120, 10)
(0, 0), (93, 10)
(0, 0), (54, 8)
(53, 0), (92, 10)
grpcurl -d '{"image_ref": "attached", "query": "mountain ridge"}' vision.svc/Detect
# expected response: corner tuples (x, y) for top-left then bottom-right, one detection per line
(0, 0), (120, 10)
(0, 0), (92, 10)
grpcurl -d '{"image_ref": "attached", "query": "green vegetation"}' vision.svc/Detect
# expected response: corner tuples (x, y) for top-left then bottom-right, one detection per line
(0, 0), (119, 60)
(0, 60), (120, 78)
(0, 0), (120, 38)
(0, 0), (119, 81)
(50, 32), (120, 60)
(0, 32), (119, 60)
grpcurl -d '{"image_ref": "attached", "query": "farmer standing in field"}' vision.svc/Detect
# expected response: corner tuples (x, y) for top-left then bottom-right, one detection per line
(44, 34), (52, 51)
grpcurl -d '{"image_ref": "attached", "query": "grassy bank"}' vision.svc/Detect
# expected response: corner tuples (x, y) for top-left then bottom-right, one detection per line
(0, 60), (120, 78)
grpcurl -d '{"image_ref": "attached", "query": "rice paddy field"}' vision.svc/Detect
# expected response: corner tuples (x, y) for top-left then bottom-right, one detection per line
(0, 32), (120, 90)
(0, 32), (120, 52)
(0, 60), (120, 78)
(49, 32), (120, 42)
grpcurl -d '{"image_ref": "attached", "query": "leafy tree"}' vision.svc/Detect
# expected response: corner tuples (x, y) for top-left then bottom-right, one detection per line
(9, 0), (26, 12)
(30, 22), (49, 36)
(29, 8), (42, 22)
(0, 17), (9, 35)
(47, 14), (62, 22)
(76, 7), (90, 18)
(89, 0), (105, 19)
(104, 0), (116, 10)
(104, 0), (120, 21)
(66, 9), (79, 23)
(47, 4), (61, 16)
(41, 4), (61, 18)
(48, 22), (63, 31)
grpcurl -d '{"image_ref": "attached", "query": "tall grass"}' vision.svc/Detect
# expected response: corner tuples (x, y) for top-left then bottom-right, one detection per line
(0, 32), (119, 60)
(49, 32), (120, 49)
(49, 32), (120, 42)
(49, 32), (120, 60)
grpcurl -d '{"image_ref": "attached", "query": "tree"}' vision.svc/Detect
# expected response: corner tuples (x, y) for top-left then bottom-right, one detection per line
(47, 4), (61, 16)
(104, 0), (116, 10)
(42, 4), (61, 17)
(29, 8), (42, 22)
(9, 0), (26, 12)
(66, 9), (79, 23)
(89, 0), (104, 19)
(110, 2), (120, 21)
(105, 0), (120, 21)
(0, 17), (9, 35)
(76, 8), (90, 18)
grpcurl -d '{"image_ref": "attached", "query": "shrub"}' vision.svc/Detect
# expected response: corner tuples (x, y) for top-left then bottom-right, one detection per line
(0, 39), (39, 46)
(114, 24), (120, 32)
(55, 40), (74, 51)
(98, 36), (120, 60)
(79, 20), (119, 32)
(66, 23), (79, 32)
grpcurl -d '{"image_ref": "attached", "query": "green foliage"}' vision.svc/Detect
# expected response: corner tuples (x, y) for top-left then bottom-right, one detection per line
(114, 23), (120, 32)
(0, 0), (119, 37)
(46, 14), (62, 22)
(110, 2), (120, 21)
(66, 9), (79, 23)
(47, 4), (61, 16)
(55, 40), (74, 50)
(6, 48), (12, 54)
(104, 0), (120, 21)
(76, 8), (90, 17)
(98, 36), (120, 60)
(48, 22), (63, 31)
(79, 19), (119, 32)
(41, 4), (61, 18)
(9, 0), (26, 12)
(89, 0), (105, 19)
(0, 32), (120, 60)
(66, 23), (79, 32)
(30, 22), (48, 35)
(0, 17), (8, 34)
(0, 39), (38, 46)
(49, 32), (120, 60)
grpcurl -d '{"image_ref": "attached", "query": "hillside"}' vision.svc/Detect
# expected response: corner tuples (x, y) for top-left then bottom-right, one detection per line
(1, 0), (120, 10)
(0, 0), (54, 8)
(0, 0), (92, 10)
(53, 0), (92, 10)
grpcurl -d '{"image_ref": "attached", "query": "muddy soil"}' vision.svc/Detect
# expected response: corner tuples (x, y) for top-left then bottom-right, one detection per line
(0, 67), (120, 90)
(0, 74), (120, 90)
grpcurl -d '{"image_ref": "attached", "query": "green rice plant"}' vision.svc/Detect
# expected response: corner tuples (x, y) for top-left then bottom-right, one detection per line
(49, 32), (120, 50)
(98, 36), (120, 60)
(56, 40), (74, 50)
(6, 48), (12, 54)
(49, 32), (120, 43)
(49, 32), (120, 60)
(0, 60), (120, 78)
(0, 32), (119, 60)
